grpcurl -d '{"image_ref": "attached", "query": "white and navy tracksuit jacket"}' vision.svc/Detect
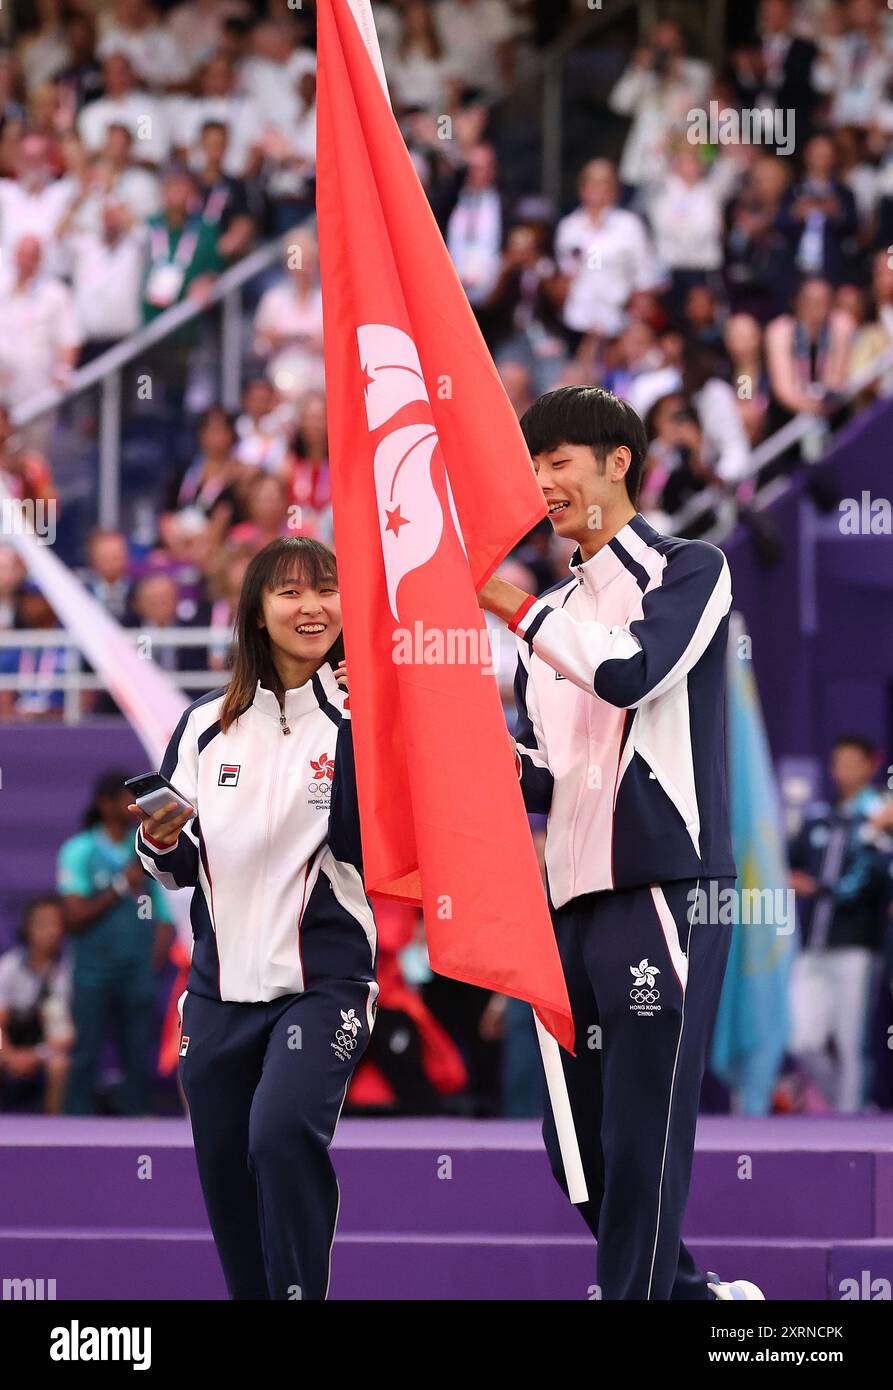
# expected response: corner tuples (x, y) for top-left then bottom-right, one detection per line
(510, 514), (738, 1301)
(136, 664), (377, 1010)
(137, 663), (377, 1302)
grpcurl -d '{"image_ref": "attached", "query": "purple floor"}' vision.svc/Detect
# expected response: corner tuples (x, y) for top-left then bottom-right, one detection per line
(2, 1115), (892, 1300)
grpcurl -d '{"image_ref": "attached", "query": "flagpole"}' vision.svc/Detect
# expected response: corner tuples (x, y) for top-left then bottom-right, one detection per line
(534, 1016), (589, 1205)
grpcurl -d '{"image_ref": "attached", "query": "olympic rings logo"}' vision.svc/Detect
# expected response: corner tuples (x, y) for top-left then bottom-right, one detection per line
(630, 988), (660, 1005)
(335, 1030), (358, 1050)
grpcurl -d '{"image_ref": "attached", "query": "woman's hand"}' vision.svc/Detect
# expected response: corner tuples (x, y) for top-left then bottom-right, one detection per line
(128, 799), (195, 848)
(332, 661), (348, 690)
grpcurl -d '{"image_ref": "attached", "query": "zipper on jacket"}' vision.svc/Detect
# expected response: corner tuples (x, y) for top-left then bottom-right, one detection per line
(280, 710), (291, 735)
(253, 720), (282, 995)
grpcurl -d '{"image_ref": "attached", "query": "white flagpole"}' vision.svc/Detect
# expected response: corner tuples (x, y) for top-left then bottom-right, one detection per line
(344, 0), (392, 107)
(535, 1015), (589, 1204)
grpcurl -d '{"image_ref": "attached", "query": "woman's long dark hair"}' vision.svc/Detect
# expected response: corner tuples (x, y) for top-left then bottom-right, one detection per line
(220, 536), (343, 733)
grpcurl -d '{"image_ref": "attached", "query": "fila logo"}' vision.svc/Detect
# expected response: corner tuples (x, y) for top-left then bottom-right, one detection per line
(179, 1035), (190, 1057)
(218, 764), (240, 787)
(555, 671), (565, 680)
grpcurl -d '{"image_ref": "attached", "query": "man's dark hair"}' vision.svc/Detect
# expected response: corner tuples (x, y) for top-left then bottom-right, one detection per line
(520, 386), (648, 505)
(832, 735), (877, 760)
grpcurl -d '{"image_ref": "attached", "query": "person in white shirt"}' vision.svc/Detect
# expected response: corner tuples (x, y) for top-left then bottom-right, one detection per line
(433, 0), (515, 102)
(258, 65), (317, 232)
(168, 51), (263, 179)
(0, 134), (74, 280)
(78, 52), (170, 167)
(239, 20), (316, 125)
(446, 143), (505, 309)
(554, 159), (663, 343)
(648, 147), (724, 304)
(63, 200), (146, 350)
(253, 229), (325, 403)
(20, 0), (71, 94)
(0, 234), (81, 412)
(97, 0), (192, 90)
(165, 0), (250, 76)
(390, 0), (462, 116)
(609, 19), (712, 193)
(813, 0), (892, 128)
(61, 124), (161, 243)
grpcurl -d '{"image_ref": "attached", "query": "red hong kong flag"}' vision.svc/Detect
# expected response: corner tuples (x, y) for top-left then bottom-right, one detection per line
(316, 0), (573, 1050)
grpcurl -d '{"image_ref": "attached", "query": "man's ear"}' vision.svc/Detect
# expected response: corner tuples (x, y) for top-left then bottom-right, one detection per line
(610, 445), (632, 484)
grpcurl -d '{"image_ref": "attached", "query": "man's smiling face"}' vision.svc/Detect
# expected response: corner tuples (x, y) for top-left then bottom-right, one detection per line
(533, 442), (618, 543)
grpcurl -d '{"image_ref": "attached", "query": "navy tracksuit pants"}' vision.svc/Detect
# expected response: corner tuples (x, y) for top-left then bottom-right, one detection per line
(179, 978), (375, 1300)
(543, 877), (732, 1301)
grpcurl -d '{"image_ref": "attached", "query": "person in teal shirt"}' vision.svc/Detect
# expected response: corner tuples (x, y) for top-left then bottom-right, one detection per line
(57, 770), (173, 1115)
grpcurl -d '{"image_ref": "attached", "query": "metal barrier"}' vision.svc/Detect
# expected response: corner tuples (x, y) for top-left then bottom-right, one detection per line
(0, 628), (232, 725)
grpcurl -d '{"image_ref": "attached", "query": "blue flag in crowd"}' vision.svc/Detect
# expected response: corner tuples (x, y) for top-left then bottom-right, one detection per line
(710, 614), (795, 1114)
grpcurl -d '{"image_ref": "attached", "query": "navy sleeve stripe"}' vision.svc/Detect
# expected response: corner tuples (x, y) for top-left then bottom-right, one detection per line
(312, 673), (343, 727)
(609, 537), (650, 592)
(197, 719), (223, 757)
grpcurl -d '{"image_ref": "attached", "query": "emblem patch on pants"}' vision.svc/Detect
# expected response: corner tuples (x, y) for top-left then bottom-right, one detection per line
(629, 959), (661, 1016)
(331, 1008), (362, 1061)
(179, 1035), (190, 1057)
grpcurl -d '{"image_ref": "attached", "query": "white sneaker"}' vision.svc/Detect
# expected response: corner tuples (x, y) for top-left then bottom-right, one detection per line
(706, 1272), (766, 1301)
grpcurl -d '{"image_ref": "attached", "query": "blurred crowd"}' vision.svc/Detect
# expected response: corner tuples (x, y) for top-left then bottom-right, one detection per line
(3, 0), (893, 1116)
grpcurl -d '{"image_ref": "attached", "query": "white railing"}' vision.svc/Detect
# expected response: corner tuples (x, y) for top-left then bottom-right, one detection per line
(0, 627), (232, 725)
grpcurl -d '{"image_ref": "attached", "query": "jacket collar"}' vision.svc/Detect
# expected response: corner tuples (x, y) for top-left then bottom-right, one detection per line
(252, 662), (342, 724)
(568, 513), (659, 593)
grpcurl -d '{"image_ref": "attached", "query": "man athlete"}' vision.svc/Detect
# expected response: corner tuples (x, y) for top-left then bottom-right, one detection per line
(478, 385), (763, 1301)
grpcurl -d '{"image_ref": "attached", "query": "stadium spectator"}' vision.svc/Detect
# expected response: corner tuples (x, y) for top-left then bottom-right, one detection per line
(498, 359), (536, 418)
(142, 165), (222, 321)
(0, 582), (69, 721)
(78, 51), (170, 167)
(608, 18), (712, 196)
(554, 159), (662, 346)
(253, 228), (325, 400)
(165, 0), (251, 77)
(127, 570), (210, 674)
(777, 133), (859, 286)
(226, 471), (292, 549)
(239, 18), (316, 121)
(165, 404), (245, 541)
(82, 527), (133, 621)
(205, 542), (250, 670)
(390, 1), (462, 117)
(190, 120), (258, 263)
(256, 63), (317, 232)
(485, 221), (569, 392)
(648, 147), (724, 311)
(789, 735), (891, 1111)
(731, 0), (821, 142)
(813, 0), (892, 129)
(282, 391), (332, 541)
(61, 123), (161, 240)
(433, 0), (515, 104)
(0, 895), (73, 1114)
(96, 0), (191, 90)
(724, 154), (794, 322)
(765, 275), (856, 423)
(0, 545), (25, 631)
(444, 142), (506, 313)
(55, 11), (104, 113)
(0, 403), (57, 508)
(62, 197), (145, 351)
(20, 0), (71, 96)
(169, 51), (263, 181)
(683, 285), (732, 371)
(849, 247), (893, 396)
(234, 375), (292, 472)
(724, 312), (772, 443)
(57, 769), (173, 1115)
(641, 392), (716, 527)
(0, 132), (74, 276)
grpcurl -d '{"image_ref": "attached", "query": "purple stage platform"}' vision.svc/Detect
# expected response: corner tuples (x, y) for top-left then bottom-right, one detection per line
(1, 1115), (892, 1300)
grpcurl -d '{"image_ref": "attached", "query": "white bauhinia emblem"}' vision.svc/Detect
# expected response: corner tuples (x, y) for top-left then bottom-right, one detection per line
(358, 323), (468, 621)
